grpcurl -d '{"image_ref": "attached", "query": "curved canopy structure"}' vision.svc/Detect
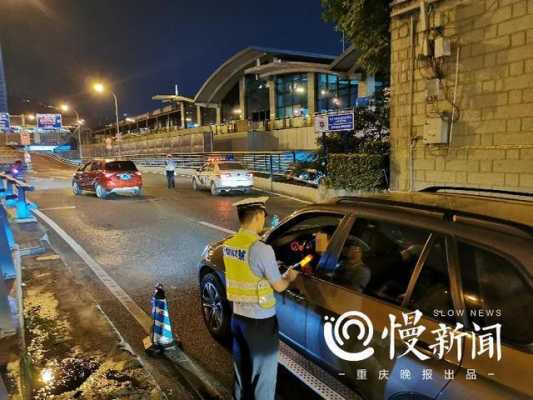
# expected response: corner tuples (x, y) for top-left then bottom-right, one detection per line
(194, 47), (335, 105)
(329, 45), (363, 74)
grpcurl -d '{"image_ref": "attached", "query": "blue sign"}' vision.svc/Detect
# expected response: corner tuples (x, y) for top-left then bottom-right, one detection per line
(37, 113), (62, 130)
(355, 97), (370, 107)
(327, 112), (354, 132)
(0, 112), (9, 130)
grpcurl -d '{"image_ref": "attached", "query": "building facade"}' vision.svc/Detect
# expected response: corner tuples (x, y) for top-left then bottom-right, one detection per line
(92, 46), (378, 153)
(0, 44), (8, 113)
(390, 0), (533, 193)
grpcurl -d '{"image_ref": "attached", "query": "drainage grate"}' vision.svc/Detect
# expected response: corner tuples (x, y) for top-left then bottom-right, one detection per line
(279, 342), (362, 400)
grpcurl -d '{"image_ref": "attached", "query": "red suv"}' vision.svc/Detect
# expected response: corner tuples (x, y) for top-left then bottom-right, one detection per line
(72, 159), (143, 199)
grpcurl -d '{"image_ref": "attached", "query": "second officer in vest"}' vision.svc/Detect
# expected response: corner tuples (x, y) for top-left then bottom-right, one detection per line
(223, 196), (298, 400)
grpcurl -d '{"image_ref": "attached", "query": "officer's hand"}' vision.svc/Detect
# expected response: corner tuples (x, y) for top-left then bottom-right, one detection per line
(284, 268), (299, 283)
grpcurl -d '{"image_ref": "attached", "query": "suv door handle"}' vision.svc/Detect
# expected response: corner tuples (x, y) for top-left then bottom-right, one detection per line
(286, 289), (305, 302)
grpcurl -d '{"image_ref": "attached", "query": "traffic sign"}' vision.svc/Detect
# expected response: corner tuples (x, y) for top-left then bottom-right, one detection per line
(0, 113), (9, 130)
(327, 112), (354, 131)
(314, 111), (355, 134)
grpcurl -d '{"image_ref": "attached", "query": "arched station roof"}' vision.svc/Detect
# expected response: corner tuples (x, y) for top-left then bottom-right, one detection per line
(194, 47), (336, 105)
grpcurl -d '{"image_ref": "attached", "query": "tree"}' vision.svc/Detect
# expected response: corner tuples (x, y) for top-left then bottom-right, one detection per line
(321, 0), (391, 76)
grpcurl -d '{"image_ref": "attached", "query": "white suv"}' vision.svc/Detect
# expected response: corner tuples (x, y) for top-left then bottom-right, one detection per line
(192, 161), (253, 195)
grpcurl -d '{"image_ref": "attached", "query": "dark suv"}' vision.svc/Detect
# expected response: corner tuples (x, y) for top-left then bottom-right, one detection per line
(198, 189), (533, 400)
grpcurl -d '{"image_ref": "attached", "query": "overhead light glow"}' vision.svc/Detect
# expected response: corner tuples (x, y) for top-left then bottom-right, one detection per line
(93, 82), (105, 93)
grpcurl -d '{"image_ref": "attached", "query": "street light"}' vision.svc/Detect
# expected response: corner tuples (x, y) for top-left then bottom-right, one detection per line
(58, 103), (84, 161)
(92, 82), (121, 156)
(93, 82), (105, 94)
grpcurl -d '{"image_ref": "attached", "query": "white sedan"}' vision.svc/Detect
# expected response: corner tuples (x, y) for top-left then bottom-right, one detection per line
(192, 161), (254, 195)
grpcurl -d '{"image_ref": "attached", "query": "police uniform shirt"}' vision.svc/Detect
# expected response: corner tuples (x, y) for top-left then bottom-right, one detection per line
(232, 229), (282, 320)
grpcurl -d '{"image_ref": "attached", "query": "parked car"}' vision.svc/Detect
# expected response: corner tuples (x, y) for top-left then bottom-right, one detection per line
(72, 159), (143, 199)
(192, 161), (253, 195)
(197, 188), (533, 399)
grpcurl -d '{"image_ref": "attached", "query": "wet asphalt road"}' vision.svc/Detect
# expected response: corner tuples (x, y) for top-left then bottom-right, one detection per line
(25, 154), (310, 398)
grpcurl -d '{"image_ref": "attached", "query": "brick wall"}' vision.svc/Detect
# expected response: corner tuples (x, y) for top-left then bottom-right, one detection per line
(390, 0), (533, 192)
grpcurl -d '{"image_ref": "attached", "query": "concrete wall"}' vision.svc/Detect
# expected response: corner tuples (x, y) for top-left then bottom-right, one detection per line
(213, 126), (318, 152)
(87, 125), (319, 156)
(390, 0), (533, 192)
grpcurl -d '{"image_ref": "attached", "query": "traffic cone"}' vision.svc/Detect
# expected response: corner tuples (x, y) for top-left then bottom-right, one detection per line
(144, 283), (179, 354)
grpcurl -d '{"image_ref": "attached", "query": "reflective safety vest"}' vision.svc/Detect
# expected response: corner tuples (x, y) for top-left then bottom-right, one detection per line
(223, 229), (276, 309)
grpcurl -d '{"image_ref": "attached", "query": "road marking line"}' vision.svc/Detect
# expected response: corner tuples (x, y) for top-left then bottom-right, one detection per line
(255, 188), (312, 204)
(32, 209), (152, 333)
(40, 206), (76, 211)
(198, 221), (236, 235)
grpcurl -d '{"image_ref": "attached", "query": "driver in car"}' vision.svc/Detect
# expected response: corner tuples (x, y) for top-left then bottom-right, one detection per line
(339, 236), (371, 291)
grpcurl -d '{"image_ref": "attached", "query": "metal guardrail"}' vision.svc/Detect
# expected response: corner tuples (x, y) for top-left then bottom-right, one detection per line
(34, 151), (81, 167)
(0, 173), (32, 339)
(126, 151), (299, 176)
(0, 173), (36, 221)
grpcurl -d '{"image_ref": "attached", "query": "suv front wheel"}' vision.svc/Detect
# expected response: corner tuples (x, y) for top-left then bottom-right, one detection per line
(200, 272), (231, 341)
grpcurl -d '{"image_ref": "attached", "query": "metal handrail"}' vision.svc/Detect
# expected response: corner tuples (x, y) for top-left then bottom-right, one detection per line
(0, 173), (35, 221)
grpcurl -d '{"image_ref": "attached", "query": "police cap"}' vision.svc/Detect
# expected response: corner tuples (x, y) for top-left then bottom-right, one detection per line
(232, 196), (269, 215)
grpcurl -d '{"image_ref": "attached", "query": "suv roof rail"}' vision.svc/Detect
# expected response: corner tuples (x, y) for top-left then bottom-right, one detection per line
(333, 194), (533, 238)
(419, 186), (533, 199)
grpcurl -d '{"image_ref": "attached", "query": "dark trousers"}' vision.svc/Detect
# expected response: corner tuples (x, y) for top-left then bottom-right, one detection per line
(231, 315), (279, 400)
(166, 170), (175, 188)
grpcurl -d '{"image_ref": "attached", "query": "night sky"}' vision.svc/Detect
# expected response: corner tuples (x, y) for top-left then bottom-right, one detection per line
(0, 0), (341, 126)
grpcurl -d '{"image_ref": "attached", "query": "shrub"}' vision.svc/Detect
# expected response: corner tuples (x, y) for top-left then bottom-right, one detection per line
(326, 153), (388, 191)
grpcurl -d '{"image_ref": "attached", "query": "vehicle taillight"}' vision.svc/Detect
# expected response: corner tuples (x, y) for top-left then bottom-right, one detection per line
(134, 171), (142, 176)
(246, 173), (253, 177)
(103, 172), (115, 178)
(221, 173), (231, 178)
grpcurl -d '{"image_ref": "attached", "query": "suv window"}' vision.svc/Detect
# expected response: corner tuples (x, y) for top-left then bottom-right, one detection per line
(459, 241), (533, 345)
(90, 161), (101, 171)
(407, 236), (455, 325)
(333, 218), (429, 306)
(105, 161), (137, 171)
(268, 212), (343, 269)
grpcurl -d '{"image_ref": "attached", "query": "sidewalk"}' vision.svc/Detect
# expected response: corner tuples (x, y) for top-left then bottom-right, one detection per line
(4, 219), (165, 399)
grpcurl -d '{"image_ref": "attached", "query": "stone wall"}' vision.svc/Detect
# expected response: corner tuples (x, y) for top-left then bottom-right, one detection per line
(390, 0), (533, 192)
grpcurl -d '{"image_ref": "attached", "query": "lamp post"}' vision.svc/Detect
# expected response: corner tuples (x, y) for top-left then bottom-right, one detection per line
(93, 82), (121, 156)
(59, 104), (84, 161)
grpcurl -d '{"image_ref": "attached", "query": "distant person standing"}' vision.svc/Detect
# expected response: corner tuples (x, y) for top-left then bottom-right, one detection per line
(165, 154), (176, 189)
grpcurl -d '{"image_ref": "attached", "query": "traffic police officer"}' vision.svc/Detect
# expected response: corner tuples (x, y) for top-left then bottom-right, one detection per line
(223, 196), (298, 400)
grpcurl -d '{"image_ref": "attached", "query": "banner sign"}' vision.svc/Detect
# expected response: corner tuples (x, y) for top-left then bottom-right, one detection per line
(20, 131), (31, 145)
(327, 112), (355, 131)
(0, 112), (9, 130)
(36, 113), (62, 130)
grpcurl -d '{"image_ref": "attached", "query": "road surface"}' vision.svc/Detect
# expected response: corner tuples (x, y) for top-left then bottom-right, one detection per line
(26, 154), (316, 399)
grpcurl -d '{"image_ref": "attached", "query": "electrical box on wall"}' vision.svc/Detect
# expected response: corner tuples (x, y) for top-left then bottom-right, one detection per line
(423, 117), (449, 144)
(434, 37), (451, 58)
